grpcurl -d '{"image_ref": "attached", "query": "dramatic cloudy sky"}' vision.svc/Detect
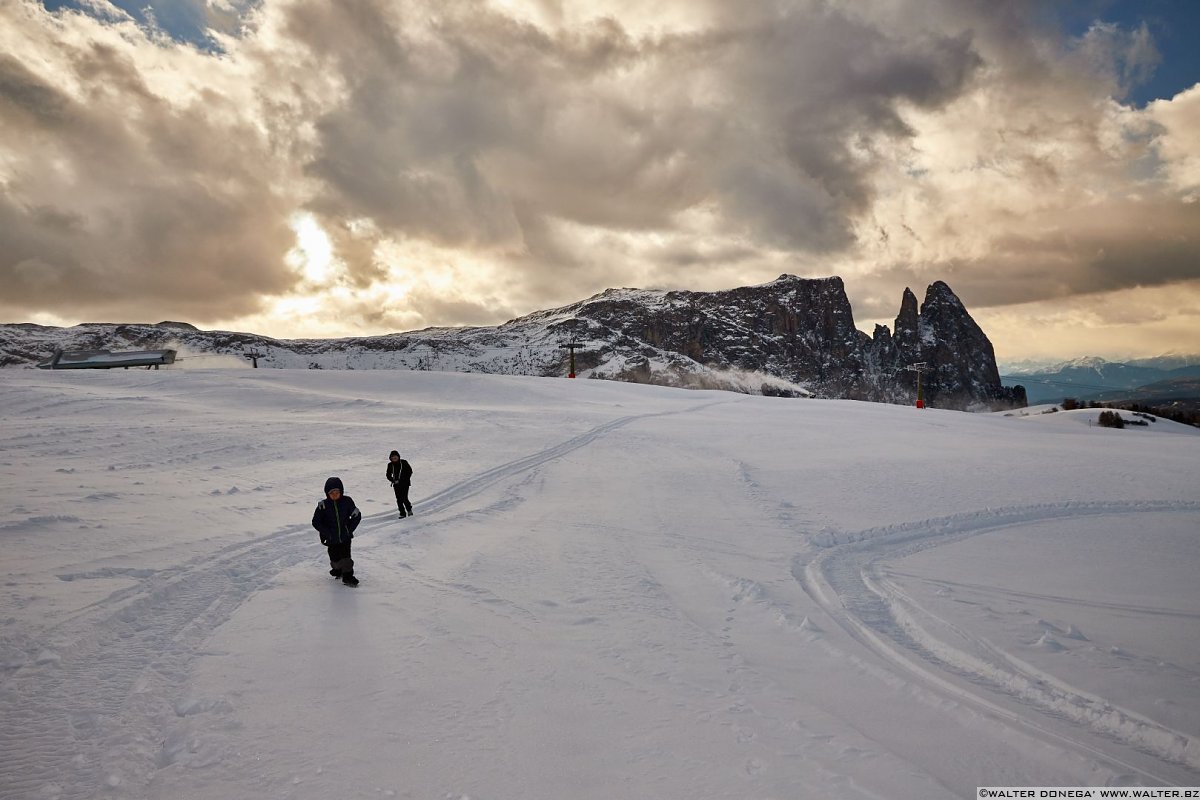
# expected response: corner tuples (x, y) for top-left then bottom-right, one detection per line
(2, 0), (1198, 360)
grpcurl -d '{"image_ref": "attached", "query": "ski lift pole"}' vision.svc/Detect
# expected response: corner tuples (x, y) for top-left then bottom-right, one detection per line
(561, 342), (578, 378)
(559, 318), (586, 378)
(905, 362), (928, 408)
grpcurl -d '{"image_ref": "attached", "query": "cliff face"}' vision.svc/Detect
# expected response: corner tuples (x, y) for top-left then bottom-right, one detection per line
(0, 275), (1025, 410)
(557, 275), (1023, 409)
(562, 276), (872, 397)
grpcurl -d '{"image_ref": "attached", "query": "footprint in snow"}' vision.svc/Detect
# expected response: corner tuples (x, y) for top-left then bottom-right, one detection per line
(1037, 619), (1089, 641)
(1034, 632), (1066, 652)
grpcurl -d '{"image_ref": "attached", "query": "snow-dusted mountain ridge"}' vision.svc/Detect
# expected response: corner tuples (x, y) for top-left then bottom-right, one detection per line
(0, 274), (1025, 410)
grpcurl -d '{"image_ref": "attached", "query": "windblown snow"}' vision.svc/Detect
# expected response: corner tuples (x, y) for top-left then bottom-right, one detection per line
(0, 369), (1197, 800)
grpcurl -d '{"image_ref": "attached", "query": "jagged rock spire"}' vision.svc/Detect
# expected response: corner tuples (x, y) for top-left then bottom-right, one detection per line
(893, 287), (920, 358)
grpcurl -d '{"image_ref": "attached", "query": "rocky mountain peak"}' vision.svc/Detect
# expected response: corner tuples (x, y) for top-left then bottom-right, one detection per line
(893, 287), (920, 353)
(922, 281), (964, 308)
(876, 279), (1017, 408)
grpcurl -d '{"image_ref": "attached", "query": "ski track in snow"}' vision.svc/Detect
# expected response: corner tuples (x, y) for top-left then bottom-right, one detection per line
(792, 501), (1200, 785)
(408, 402), (724, 518)
(0, 401), (724, 800)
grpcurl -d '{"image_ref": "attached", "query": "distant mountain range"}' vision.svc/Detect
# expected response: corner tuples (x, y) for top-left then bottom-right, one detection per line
(1001, 356), (1200, 406)
(1, 275), (1026, 410)
(1000, 354), (1200, 374)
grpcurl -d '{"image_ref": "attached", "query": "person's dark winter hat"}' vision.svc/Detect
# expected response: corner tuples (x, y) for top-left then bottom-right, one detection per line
(324, 476), (345, 496)
(389, 450), (400, 459)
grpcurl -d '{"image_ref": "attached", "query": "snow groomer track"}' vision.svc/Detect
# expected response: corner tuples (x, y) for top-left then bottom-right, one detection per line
(794, 501), (1200, 786)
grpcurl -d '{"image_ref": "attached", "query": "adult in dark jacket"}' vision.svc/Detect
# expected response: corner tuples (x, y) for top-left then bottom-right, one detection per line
(312, 476), (361, 586)
(386, 450), (414, 518)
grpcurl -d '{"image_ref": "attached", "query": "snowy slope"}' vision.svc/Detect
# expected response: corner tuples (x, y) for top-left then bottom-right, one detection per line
(0, 369), (1197, 800)
(0, 309), (813, 398)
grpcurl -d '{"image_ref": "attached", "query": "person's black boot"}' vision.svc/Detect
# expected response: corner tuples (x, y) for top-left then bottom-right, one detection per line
(342, 574), (359, 587)
(329, 568), (342, 578)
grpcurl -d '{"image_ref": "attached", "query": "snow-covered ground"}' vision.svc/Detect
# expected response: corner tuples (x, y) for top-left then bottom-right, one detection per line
(1, 369), (1197, 800)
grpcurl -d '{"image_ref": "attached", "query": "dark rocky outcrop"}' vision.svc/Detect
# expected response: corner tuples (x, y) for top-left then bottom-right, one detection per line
(546, 275), (1023, 409)
(850, 281), (1026, 409)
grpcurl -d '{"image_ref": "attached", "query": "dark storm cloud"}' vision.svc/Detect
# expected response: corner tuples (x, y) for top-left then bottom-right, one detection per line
(707, 8), (980, 219)
(288, 0), (983, 277)
(856, 195), (1200, 321)
(0, 27), (296, 322)
(984, 205), (1200, 304)
(392, 291), (519, 329)
(0, 53), (71, 124)
(294, 1), (689, 245)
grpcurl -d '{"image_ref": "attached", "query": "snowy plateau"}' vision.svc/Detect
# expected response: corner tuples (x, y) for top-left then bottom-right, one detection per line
(0, 275), (1025, 411)
(0, 368), (1197, 800)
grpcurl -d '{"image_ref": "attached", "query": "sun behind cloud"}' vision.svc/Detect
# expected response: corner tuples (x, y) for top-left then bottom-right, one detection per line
(286, 213), (336, 285)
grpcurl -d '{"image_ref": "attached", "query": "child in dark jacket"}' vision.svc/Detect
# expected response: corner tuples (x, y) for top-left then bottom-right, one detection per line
(312, 476), (362, 586)
(386, 450), (414, 518)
